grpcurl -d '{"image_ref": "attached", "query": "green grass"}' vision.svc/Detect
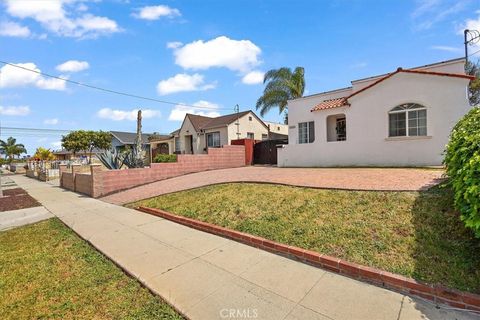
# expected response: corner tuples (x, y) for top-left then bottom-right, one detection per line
(131, 183), (480, 293)
(0, 218), (183, 320)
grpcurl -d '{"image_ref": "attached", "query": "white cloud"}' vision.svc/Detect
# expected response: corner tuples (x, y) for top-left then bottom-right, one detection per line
(169, 100), (221, 121)
(411, 0), (468, 30)
(44, 118), (59, 125)
(430, 45), (461, 52)
(0, 62), (67, 91)
(156, 73), (216, 95)
(0, 105), (30, 116)
(96, 108), (161, 121)
(56, 60), (89, 72)
(4, 0), (120, 39)
(170, 36), (262, 72)
(241, 70), (264, 85)
(0, 21), (31, 37)
(133, 5), (181, 20)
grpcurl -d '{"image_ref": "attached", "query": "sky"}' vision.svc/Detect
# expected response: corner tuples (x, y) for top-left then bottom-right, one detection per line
(0, 0), (479, 155)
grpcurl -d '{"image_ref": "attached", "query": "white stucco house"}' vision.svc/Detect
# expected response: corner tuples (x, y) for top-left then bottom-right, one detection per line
(278, 58), (475, 167)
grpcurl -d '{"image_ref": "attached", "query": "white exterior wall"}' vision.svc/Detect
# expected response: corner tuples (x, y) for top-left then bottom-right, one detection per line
(265, 122), (289, 135)
(278, 72), (471, 167)
(226, 113), (269, 142)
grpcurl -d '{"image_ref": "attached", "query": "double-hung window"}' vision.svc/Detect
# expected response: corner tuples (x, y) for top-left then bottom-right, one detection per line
(298, 121), (315, 144)
(389, 103), (427, 137)
(206, 132), (221, 148)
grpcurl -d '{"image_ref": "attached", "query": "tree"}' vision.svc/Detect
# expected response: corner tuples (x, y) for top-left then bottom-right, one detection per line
(256, 67), (305, 122)
(33, 147), (55, 161)
(0, 137), (27, 162)
(61, 130), (112, 163)
(466, 60), (480, 106)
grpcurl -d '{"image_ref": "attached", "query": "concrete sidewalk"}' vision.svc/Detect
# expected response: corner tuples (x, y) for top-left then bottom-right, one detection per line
(0, 206), (53, 231)
(11, 175), (475, 320)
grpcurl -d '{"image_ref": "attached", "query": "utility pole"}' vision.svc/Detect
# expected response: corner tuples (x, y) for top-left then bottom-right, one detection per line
(464, 29), (480, 66)
(234, 104), (241, 139)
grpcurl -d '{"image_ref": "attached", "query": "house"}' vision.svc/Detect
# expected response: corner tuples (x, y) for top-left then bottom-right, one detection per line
(149, 129), (179, 159)
(173, 110), (270, 155)
(110, 131), (153, 164)
(278, 58), (474, 167)
(264, 121), (289, 136)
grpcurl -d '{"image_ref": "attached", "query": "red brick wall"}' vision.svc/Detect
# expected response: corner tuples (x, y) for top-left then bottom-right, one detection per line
(75, 173), (92, 195)
(231, 139), (255, 165)
(60, 145), (245, 198)
(61, 172), (75, 191)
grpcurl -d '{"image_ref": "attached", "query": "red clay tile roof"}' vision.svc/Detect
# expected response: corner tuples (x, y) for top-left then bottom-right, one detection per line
(311, 97), (349, 111)
(311, 68), (475, 112)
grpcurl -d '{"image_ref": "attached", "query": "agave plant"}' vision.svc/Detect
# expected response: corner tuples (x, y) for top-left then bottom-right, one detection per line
(123, 148), (145, 169)
(97, 149), (125, 170)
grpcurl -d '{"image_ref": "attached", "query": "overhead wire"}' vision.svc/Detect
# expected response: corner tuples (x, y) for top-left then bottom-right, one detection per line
(0, 60), (235, 111)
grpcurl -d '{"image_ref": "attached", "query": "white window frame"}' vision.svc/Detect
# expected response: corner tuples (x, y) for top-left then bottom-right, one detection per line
(388, 103), (427, 137)
(247, 132), (254, 139)
(298, 121), (315, 144)
(206, 131), (221, 148)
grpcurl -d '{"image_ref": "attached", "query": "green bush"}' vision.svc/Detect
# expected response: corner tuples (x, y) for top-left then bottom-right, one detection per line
(153, 154), (177, 163)
(444, 106), (480, 237)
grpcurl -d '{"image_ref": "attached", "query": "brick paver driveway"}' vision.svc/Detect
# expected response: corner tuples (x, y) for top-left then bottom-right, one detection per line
(101, 166), (444, 205)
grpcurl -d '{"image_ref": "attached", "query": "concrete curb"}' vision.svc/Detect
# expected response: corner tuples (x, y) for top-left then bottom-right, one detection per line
(137, 206), (480, 312)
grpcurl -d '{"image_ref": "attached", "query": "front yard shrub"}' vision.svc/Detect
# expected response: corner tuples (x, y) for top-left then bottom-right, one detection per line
(444, 106), (480, 237)
(153, 154), (177, 163)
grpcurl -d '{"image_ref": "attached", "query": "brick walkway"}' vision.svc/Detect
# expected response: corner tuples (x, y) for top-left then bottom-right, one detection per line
(101, 166), (444, 205)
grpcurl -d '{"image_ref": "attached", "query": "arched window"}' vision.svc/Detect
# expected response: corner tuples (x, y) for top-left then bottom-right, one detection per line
(389, 103), (427, 137)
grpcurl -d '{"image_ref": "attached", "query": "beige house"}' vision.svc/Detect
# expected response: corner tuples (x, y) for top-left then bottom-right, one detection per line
(149, 129), (179, 159)
(153, 111), (269, 155)
(264, 121), (289, 136)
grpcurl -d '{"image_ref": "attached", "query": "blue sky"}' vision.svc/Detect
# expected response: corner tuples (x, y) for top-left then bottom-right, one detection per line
(0, 0), (479, 154)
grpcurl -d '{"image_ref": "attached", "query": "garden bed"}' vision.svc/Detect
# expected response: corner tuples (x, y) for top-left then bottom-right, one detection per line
(0, 188), (41, 212)
(130, 183), (480, 294)
(0, 218), (182, 319)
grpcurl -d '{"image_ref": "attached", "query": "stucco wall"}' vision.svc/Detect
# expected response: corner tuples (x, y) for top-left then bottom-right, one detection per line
(279, 72), (471, 167)
(227, 113), (268, 142)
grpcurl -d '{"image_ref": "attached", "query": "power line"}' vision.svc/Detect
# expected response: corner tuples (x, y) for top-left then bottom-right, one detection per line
(0, 60), (234, 111)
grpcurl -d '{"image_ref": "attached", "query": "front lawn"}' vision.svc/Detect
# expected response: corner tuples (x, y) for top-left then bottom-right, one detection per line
(0, 218), (182, 319)
(131, 183), (480, 293)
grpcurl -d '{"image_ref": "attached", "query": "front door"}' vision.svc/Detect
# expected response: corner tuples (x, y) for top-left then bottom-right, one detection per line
(184, 135), (194, 154)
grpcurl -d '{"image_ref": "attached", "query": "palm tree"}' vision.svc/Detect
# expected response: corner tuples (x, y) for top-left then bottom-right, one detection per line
(255, 67), (305, 121)
(0, 137), (27, 162)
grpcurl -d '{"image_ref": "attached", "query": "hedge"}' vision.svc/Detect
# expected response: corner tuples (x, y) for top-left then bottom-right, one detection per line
(153, 154), (177, 163)
(444, 106), (480, 237)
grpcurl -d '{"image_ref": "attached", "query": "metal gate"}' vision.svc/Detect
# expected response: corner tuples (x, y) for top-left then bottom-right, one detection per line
(253, 139), (287, 165)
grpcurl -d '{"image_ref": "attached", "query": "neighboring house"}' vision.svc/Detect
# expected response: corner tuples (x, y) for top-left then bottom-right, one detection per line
(52, 149), (101, 161)
(110, 131), (153, 163)
(278, 58), (474, 167)
(176, 110), (270, 154)
(265, 121), (289, 136)
(149, 129), (180, 159)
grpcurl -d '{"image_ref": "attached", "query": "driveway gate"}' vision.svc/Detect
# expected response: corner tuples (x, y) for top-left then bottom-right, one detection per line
(253, 139), (287, 165)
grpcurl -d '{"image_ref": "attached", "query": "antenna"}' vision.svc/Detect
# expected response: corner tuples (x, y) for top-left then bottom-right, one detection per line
(464, 29), (480, 65)
(234, 104), (241, 139)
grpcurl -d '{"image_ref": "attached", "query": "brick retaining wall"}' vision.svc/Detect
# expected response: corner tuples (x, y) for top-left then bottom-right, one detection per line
(60, 145), (245, 198)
